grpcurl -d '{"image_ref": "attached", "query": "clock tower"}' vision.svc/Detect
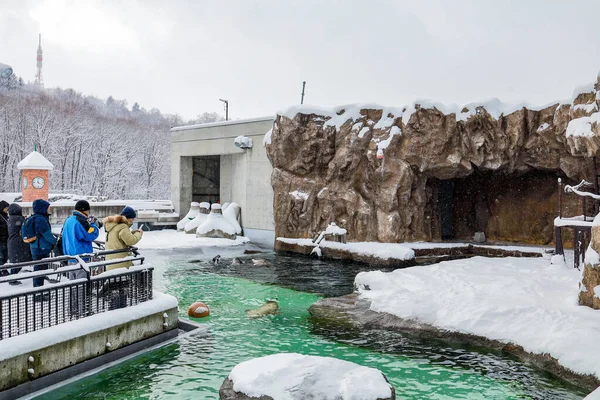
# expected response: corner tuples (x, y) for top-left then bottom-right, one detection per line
(17, 151), (53, 202)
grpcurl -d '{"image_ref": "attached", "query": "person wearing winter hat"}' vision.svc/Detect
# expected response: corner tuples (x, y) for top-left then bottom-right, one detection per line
(29, 199), (57, 290)
(6, 203), (32, 285)
(62, 199), (100, 278)
(103, 206), (143, 271)
(0, 200), (9, 276)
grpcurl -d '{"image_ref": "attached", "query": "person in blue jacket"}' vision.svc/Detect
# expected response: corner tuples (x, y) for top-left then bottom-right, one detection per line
(30, 199), (57, 289)
(62, 200), (100, 280)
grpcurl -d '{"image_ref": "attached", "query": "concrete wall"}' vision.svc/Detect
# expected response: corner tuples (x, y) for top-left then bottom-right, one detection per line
(0, 306), (178, 391)
(171, 118), (275, 237)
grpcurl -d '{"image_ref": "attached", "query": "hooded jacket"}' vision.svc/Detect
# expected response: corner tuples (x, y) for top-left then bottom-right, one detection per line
(103, 215), (142, 270)
(7, 203), (32, 263)
(30, 199), (57, 253)
(0, 200), (9, 245)
(62, 210), (100, 256)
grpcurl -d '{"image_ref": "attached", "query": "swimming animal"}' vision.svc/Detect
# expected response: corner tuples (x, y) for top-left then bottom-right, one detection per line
(212, 255), (221, 265)
(251, 258), (269, 266)
(231, 257), (244, 265)
(245, 300), (279, 318)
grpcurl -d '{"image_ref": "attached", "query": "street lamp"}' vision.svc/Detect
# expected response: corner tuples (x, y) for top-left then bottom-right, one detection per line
(0, 63), (13, 79)
(219, 99), (229, 121)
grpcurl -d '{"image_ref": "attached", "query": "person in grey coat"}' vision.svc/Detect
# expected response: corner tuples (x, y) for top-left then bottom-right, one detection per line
(7, 203), (32, 285)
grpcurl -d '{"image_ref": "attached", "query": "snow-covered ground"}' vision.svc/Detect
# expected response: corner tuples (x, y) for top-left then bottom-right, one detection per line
(137, 229), (249, 250)
(355, 256), (600, 380)
(228, 353), (393, 400)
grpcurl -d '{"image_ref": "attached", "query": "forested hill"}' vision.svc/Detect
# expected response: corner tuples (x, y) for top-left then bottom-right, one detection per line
(0, 83), (222, 200)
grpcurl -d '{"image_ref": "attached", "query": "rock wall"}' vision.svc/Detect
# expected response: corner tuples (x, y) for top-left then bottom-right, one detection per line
(266, 74), (600, 244)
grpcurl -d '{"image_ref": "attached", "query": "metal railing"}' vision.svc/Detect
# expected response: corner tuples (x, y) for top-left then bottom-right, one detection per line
(0, 246), (152, 340)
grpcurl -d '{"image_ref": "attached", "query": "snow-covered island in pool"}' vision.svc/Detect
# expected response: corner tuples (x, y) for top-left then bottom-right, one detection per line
(223, 353), (395, 400)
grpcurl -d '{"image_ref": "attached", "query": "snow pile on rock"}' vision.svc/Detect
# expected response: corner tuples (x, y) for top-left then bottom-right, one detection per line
(184, 202), (210, 234)
(177, 202), (200, 231)
(355, 256), (600, 380)
(221, 353), (394, 400)
(197, 204), (237, 239)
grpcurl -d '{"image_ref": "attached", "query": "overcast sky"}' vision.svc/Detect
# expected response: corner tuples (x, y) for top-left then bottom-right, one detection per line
(2, 0), (600, 121)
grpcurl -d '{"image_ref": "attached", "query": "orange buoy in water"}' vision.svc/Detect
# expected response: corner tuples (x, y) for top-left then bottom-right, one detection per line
(188, 301), (210, 318)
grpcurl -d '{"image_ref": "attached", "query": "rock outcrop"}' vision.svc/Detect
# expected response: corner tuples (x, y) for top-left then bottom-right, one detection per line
(266, 74), (600, 244)
(219, 353), (395, 400)
(580, 223), (600, 309)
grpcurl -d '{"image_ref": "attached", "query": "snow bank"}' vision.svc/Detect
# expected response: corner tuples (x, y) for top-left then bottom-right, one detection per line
(355, 257), (600, 379)
(228, 353), (393, 400)
(137, 229), (249, 249)
(0, 291), (177, 362)
(278, 238), (414, 261)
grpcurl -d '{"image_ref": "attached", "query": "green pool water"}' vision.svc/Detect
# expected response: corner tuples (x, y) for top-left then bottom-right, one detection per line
(37, 248), (586, 399)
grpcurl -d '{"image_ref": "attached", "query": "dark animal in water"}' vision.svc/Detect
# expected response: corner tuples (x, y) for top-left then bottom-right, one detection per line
(244, 250), (263, 255)
(212, 255), (221, 265)
(231, 257), (244, 265)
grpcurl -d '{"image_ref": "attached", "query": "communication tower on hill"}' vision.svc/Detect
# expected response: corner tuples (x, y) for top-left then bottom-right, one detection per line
(34, 33), (44, 88)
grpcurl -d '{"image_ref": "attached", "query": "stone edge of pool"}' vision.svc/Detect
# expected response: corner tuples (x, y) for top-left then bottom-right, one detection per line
(308, 293), (600, 393)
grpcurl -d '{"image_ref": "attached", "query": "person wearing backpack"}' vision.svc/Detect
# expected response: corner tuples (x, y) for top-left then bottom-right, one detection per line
(0, 200), (9, 276)
(25, 199), (57, 290)
(62, 200), (100, 278)
(7, 203), (32, 285)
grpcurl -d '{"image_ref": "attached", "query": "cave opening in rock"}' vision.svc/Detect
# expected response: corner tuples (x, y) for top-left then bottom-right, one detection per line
(192, 155), (220, 204)
(430, 169), (568, 244)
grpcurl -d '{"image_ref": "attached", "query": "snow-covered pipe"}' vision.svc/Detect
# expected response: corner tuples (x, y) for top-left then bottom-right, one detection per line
(177, 202), (200, 231)
(223, 202), (242, 234)
(184, 202), (210, 234)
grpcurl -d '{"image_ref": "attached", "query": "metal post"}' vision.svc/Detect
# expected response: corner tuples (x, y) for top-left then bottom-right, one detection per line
(558, 178), (562, 219)
(219, 99), (229, 121)
(301, 81), (306, 105)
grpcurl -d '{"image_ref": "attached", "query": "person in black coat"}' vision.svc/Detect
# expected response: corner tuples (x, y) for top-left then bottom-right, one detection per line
(7, 203), (32, 285)
(0, 200), (9, 275)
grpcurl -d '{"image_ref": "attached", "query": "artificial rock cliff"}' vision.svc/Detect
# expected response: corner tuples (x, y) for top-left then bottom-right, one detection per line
(266, 74), (600, 244)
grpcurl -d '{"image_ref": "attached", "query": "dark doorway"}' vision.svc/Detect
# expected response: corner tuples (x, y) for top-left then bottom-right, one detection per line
(192, 156), (220, 204)
(439, 179), (455, 239)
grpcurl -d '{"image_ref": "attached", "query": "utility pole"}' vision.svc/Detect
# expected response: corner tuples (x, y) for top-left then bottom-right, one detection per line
(301, 81), (306, 104)
(219, 99), (229, 121)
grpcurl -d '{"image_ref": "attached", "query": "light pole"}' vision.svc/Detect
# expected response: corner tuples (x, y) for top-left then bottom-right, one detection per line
(219, 99), (229, 121)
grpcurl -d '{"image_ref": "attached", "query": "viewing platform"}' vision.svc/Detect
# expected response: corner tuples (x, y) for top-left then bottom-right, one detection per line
(0, 246), (203, 399)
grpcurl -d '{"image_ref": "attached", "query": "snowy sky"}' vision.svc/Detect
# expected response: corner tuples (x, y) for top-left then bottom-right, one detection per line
(2, 0), (600, 121)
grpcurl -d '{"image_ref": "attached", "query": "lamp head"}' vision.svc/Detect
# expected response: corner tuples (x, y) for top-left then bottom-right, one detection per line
(0, 63), (13, 79)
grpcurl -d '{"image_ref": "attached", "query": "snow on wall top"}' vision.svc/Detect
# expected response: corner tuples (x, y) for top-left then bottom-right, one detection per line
(17, 151), (54, 170)
(170, 116), (274, 132)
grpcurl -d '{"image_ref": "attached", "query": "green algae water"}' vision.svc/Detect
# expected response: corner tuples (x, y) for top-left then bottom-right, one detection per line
(37, 247), (587, 399)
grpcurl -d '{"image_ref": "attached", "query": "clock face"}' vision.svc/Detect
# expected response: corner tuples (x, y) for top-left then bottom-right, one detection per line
(32, 176), (45, 189)
(23, 177), (28, 189)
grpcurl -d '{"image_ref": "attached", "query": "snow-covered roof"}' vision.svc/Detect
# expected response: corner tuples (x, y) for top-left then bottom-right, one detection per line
(17, 151), (54, 170)
(170, 116), (274, 132)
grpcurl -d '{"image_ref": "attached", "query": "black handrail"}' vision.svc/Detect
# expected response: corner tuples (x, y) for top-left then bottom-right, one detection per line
(0, 248), (152, 340)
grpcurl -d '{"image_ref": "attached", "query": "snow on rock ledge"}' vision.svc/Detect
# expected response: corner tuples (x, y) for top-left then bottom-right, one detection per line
(355, 257), (600, 381)
(220, 353), (395, 400)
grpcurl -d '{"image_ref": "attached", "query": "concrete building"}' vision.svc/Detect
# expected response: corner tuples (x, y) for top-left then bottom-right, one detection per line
(170, 117), (275, 247)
